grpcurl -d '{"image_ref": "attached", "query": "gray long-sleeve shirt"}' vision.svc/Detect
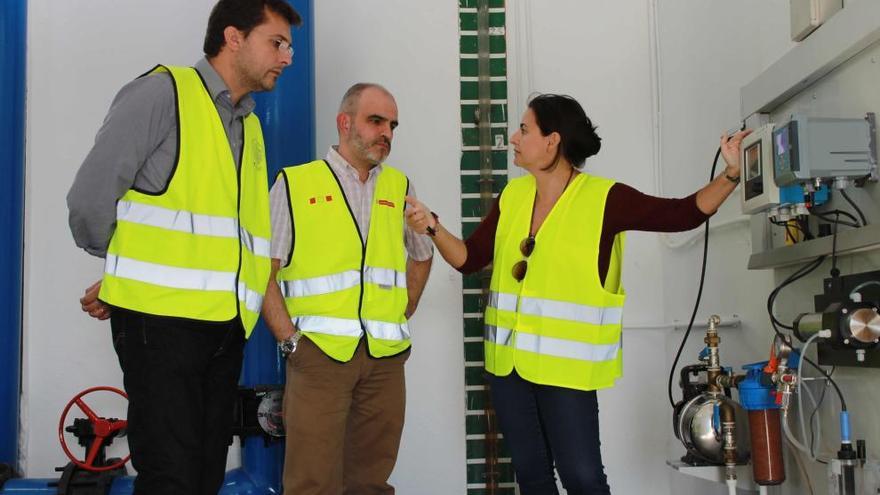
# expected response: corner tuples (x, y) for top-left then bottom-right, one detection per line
(67, 58), (256, 257)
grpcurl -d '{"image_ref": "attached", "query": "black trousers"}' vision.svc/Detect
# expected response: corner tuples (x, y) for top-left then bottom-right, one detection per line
(110, 308), (245, 495)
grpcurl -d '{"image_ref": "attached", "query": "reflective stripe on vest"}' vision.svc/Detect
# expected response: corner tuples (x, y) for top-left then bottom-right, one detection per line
(280, 266), (406, 299)
(488, 291), (623, 326)
(484, 324), (513, 347)
(237, 281), (264, 314)
(488, 291), (517, 312)
(105, 254), (235, 291)
(365, 320), (410, 341)
(281, 270), (361, 298)
(117, 200), (270, 258)
(291, 316), (409, 342)
(485, 325), (621, 363)
(105, 254), (264, 313)
(293, 315), (363, 337)
(364, 267), (407, 289)
(239, 226), (270, 258)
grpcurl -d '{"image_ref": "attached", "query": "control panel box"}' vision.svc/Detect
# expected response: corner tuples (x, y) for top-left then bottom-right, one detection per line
(772, 114), (873, 187)
(741, 123), (779, 214)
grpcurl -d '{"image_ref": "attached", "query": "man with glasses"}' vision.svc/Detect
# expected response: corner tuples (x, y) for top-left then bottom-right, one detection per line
(67, 1), (300, 493)
(261, 83), (434, 494)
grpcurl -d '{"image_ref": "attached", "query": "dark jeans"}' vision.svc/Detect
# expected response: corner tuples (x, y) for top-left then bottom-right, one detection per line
(489, 371), (610, 495)
(110, 308), (245, 495)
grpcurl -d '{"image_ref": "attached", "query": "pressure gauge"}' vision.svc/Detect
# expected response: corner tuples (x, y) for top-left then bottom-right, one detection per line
(256, 389), (285, 437)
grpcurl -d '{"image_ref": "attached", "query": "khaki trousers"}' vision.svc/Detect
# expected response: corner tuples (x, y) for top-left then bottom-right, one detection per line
(283, 336), (409, 494)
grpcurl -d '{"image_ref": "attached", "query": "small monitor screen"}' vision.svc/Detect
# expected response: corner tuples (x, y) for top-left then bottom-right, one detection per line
(745, 141), (761, 181)
(775, 126), (788, 157)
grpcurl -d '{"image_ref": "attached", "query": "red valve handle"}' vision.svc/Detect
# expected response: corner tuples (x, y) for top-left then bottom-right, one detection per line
(58, 386), (130, 472)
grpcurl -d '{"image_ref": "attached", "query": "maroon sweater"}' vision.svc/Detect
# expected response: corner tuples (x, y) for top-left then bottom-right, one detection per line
(457, 183), (710, 285)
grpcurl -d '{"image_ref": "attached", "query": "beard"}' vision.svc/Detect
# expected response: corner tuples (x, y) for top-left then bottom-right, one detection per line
(245, 68), (279, 93)
(256, 71), (278, 91)
(349, 128), (390, 165)
(234, 55), (279, 93)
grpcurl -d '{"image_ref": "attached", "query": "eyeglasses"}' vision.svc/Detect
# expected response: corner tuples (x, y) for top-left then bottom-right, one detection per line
(270, 38), (294, 57)
(511, 235), (535, 282)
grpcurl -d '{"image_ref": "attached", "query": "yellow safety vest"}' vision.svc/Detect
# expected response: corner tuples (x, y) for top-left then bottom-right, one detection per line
(100, 65), (271, 337)
(277, 160), (410, 362)
(484, 173), (626, 391)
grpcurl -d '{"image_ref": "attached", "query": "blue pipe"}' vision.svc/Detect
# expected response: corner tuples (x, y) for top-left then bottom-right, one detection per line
(0, 479), (63, 494)
(0, 478), (131, 494)
(0, 0), (27, 472)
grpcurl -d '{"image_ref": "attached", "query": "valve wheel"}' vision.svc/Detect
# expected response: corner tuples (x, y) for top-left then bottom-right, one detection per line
(58, 386), (130, 472)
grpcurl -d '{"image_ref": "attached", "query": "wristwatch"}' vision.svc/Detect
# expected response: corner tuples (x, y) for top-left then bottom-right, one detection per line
(426, 211), (440, 237)
(278, 330), (303, 358)
(724, 172), (741, 184)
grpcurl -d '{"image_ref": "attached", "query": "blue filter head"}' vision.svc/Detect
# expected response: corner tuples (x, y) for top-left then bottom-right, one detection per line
(738, 362), (780, 410)
(787, 349), (801, 370)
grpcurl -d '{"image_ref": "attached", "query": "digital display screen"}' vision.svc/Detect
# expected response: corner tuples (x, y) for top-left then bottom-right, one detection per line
(773, 121), (799, 184)
(745, 141), (761, 181)
(775, 126), (788, 158)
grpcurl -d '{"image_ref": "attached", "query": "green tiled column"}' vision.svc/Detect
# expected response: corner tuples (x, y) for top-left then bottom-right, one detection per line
(458, 0), (514, 493)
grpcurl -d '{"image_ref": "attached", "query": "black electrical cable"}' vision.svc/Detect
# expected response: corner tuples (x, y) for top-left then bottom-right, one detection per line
(804, 356), (847, 411)
(809, 213), (847, 412)
(770, 219), (806, 243)
(667, 146), (720, 408)
(831, 211), (840, 277)
(797, 215), (814, 240)
(814, 214), (860, 230)
(770, 219), (807, 234)
(813, 207), (860, 225)
(814, 210), (860, 229)
(785, 224), (798, 244)
(767, 256), (826, 333)
(839, 189), (867, 226)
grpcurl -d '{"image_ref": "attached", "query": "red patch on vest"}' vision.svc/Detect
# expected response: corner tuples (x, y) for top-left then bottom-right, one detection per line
(309, 197), (317, 205)
(325, 195), (333, 202)
(377, 199), (395, 208)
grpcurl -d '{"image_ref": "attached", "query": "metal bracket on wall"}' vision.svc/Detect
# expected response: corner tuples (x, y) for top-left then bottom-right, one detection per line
(475, 4), (500, 492)
(475, 1), (510, 492)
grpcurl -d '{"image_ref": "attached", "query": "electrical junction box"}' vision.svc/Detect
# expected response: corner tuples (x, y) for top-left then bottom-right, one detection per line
(790, 0), (842, 42)
(741, 123), (779, 214)
(772, 114), (873, 187)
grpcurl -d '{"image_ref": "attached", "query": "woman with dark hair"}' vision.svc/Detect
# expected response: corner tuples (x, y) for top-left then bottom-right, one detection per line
(405, 94), (750, 494)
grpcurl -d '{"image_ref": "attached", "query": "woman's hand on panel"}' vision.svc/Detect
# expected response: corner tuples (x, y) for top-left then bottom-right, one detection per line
(720, 129), (753, 178)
